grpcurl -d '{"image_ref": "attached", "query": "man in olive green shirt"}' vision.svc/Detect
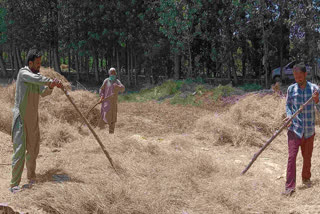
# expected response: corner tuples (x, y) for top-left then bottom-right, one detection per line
(10, 49), (62, 193)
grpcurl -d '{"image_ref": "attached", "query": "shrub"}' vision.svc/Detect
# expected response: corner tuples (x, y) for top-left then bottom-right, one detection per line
(238, 83), (262, 92)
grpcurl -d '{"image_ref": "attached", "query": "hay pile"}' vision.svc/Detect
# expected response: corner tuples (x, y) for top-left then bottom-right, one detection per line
(0, 83), (15, 134)
(195, 93), (286, 147)
(2, 68), (319, 214)
(40, 67), (71, 90)
(37, 68), (100, 147)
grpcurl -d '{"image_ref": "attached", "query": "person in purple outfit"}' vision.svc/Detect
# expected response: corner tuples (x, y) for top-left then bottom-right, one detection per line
(98, 67), (125, 134)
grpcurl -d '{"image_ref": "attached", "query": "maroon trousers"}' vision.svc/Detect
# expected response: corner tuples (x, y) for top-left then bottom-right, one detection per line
(286, 130), (314, 190)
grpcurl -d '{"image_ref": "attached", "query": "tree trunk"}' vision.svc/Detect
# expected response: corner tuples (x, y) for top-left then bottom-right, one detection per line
(135, 53), (138, 86)
(85, 55), (89, 81)
(9, 49), (14, 77)
(93, 51), (99, 82)
(12, 47), (19, 79)
(68, 48), (71, 75)
(280, 29), (283, 82)
(188, 41), (193, 78)
(50, 48), (54, 69)
(75, 51), (80, 81)
(262, 25), (269, 88)
(137, 56), (141, 84)
(150, 67), (153, 84)
(229, 51), (238, 85)
(48, 49), (51, 68)
(225, 18), (238, 85)
(131, 48), (136, 86)
(99, 55), (102, 70)
(104, 52), (108, 71)
(242, 38), (247, 78)
(0, 50), (7, 77)
(279, 0), (286, 82)
(61, 52), (64, 65)
(116, 47), (120, 81)
(264, 44), (270, 88)
(174, 52), (181, 80)
(53, 44), (61, 73)
(80, 55), (84, 81)
(0, 49), (6, 77)
(15, 47), (22, 69)
(127, 46), (130, 86)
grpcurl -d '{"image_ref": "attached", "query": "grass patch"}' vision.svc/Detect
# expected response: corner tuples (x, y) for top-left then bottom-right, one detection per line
(118, 79), (238, 106)
(238, 83), (262, 92)
(118, 91), (140, 102)
(170, 93), (202, 106)
(119, 80), (184, 103)
(211, 85), (235, 101)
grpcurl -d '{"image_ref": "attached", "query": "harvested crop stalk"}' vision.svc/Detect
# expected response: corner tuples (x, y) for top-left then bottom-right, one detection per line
(241, 91), (317, 175)
(60, 86), (120, 177)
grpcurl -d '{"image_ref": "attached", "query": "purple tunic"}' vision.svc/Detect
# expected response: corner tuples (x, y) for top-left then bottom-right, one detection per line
(99, 78), (125, 124)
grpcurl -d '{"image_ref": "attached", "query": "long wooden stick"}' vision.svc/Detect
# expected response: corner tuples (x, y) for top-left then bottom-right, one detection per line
(60, 86), (120, 177)
(241, 92), (316, 175)
(79, 93), (114, 128)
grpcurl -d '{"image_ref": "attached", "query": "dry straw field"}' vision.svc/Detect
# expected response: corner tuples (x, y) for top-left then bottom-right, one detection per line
(2, 67), (320, 213)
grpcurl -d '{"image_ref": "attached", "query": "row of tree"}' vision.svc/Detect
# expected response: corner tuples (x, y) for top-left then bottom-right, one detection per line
(0, 0), (319, 87)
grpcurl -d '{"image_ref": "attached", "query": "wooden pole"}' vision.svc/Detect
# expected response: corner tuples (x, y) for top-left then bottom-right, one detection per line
(60, 86), (120, 177)
(78, 93), (115, 128)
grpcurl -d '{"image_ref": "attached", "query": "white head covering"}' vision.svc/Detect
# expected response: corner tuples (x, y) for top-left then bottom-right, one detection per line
(108, 67), (116, 75)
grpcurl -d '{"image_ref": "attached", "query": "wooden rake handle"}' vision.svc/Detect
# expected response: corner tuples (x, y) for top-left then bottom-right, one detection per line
(60, 86), (120, 177)
(79, 93), (115, 128)
(241, 91), (318, 175)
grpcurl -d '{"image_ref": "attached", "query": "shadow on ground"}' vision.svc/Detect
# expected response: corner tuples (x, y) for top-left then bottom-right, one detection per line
(36, 168), (84, 184)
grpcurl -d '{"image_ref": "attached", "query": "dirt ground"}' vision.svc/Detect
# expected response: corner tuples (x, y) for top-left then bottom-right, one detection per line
(1, 68), (320, 214)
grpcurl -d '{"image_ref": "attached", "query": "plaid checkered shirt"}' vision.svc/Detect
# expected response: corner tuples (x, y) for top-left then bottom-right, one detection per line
(286, 81), (320, 139)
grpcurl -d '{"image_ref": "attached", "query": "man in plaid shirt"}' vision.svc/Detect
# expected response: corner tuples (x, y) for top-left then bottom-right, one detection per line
(282, 63), (320, 196)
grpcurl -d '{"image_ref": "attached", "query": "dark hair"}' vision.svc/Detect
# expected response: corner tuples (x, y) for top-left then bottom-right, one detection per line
(293, 63), (306, 73)
(26, 49), (42, 66)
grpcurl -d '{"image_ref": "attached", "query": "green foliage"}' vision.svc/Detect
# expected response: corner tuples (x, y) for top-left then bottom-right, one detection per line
(0, 0), (318, 88)
(148, 80), (181, 98)
(211, 48), (217, 62)
(89, 57), (93, 68)
(170, 93), (201, 106)
(238, 83), (262, 92)
(195, 84), (207, 94)
(102, 29), (108, 35)
(175, 80), (185, 90)
(118, 80), (183, 103)
(195, 76), (205, 84)
(232, 0), (240, 6)
(118, 92), (139, 102)
(138, 13), (145, 21)
(211, 85), (235, 101)
(158, 0), (203, 53)
(88, 31), (100, 40)
(119, 80), (235, 107)
(184, 77), (204, 84)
